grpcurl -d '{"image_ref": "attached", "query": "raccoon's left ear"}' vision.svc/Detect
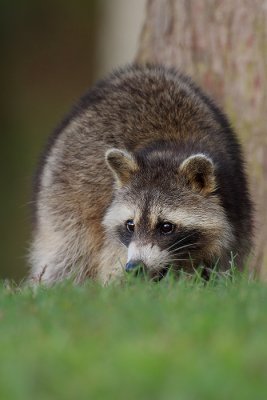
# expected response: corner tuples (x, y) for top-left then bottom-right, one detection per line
(105, 148), (138, 187)
(179, 154), (216, 195)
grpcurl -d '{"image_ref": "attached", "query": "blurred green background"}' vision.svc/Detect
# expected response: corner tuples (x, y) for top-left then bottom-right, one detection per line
(0, 0), (144, 281)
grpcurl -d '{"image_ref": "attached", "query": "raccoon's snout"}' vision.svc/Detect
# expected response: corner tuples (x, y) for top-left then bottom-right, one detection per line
(125, 260), (146, 273)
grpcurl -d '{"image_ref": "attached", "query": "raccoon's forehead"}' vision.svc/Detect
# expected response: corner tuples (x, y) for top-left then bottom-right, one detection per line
(103, 203), (141, 227)
(103, 192), (225, 231)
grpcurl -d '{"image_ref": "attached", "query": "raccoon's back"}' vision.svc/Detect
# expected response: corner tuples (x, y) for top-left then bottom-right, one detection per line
(34, 64), (236, 193)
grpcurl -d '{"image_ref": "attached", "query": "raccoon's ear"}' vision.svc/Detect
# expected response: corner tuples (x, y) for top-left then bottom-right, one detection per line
(179, 154), (216, 195)
(105, 148), (138, 187)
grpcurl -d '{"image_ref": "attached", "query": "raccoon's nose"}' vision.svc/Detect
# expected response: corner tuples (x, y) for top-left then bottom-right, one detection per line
(125, 260), (146, 273)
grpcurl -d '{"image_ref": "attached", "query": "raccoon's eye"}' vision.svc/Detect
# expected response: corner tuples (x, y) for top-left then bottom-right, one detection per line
(160, 222), (175, 235)
(126, 219), (135, 233)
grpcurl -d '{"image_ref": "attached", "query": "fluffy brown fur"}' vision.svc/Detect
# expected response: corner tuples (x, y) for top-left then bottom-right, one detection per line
(30, 64), (253, 284)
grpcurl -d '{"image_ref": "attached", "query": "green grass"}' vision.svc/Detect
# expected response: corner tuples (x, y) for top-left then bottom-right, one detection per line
(1, 272), (267, 400)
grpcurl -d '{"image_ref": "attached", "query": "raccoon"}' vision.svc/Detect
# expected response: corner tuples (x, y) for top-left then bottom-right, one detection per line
(30, 64), (253, 284)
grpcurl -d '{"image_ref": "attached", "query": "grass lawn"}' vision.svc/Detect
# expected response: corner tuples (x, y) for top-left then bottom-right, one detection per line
(0, 272), (267, 400)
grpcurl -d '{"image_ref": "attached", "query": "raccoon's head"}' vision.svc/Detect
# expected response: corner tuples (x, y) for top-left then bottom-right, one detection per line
(103, 147), (233, 279)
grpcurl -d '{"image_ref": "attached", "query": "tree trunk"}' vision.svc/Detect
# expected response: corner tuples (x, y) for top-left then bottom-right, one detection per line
(135, 0), (267, 277)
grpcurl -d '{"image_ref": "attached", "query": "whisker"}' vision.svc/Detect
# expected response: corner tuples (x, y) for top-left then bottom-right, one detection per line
(169, 248), (194, 256)
(165, 233), (196, 252)
(168, 242), (199, 254)
(116, 238), (127, 249)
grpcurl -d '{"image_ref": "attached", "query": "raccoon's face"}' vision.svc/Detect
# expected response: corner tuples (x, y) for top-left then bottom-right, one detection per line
(104, 148), (233, 279)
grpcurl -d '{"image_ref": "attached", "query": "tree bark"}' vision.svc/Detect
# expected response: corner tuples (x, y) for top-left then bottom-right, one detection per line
(135, 0), (267, 277)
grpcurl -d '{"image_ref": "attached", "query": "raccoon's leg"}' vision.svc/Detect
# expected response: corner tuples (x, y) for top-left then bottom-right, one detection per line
(97, 237), (127, 285)
(29, 214), (99, 285)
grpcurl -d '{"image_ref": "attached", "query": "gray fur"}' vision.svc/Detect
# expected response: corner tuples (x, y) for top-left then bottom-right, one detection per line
(30, 64), (253, 284)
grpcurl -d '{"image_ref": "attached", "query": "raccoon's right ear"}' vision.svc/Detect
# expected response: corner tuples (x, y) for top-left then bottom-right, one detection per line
(105, 148), (138, 187)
